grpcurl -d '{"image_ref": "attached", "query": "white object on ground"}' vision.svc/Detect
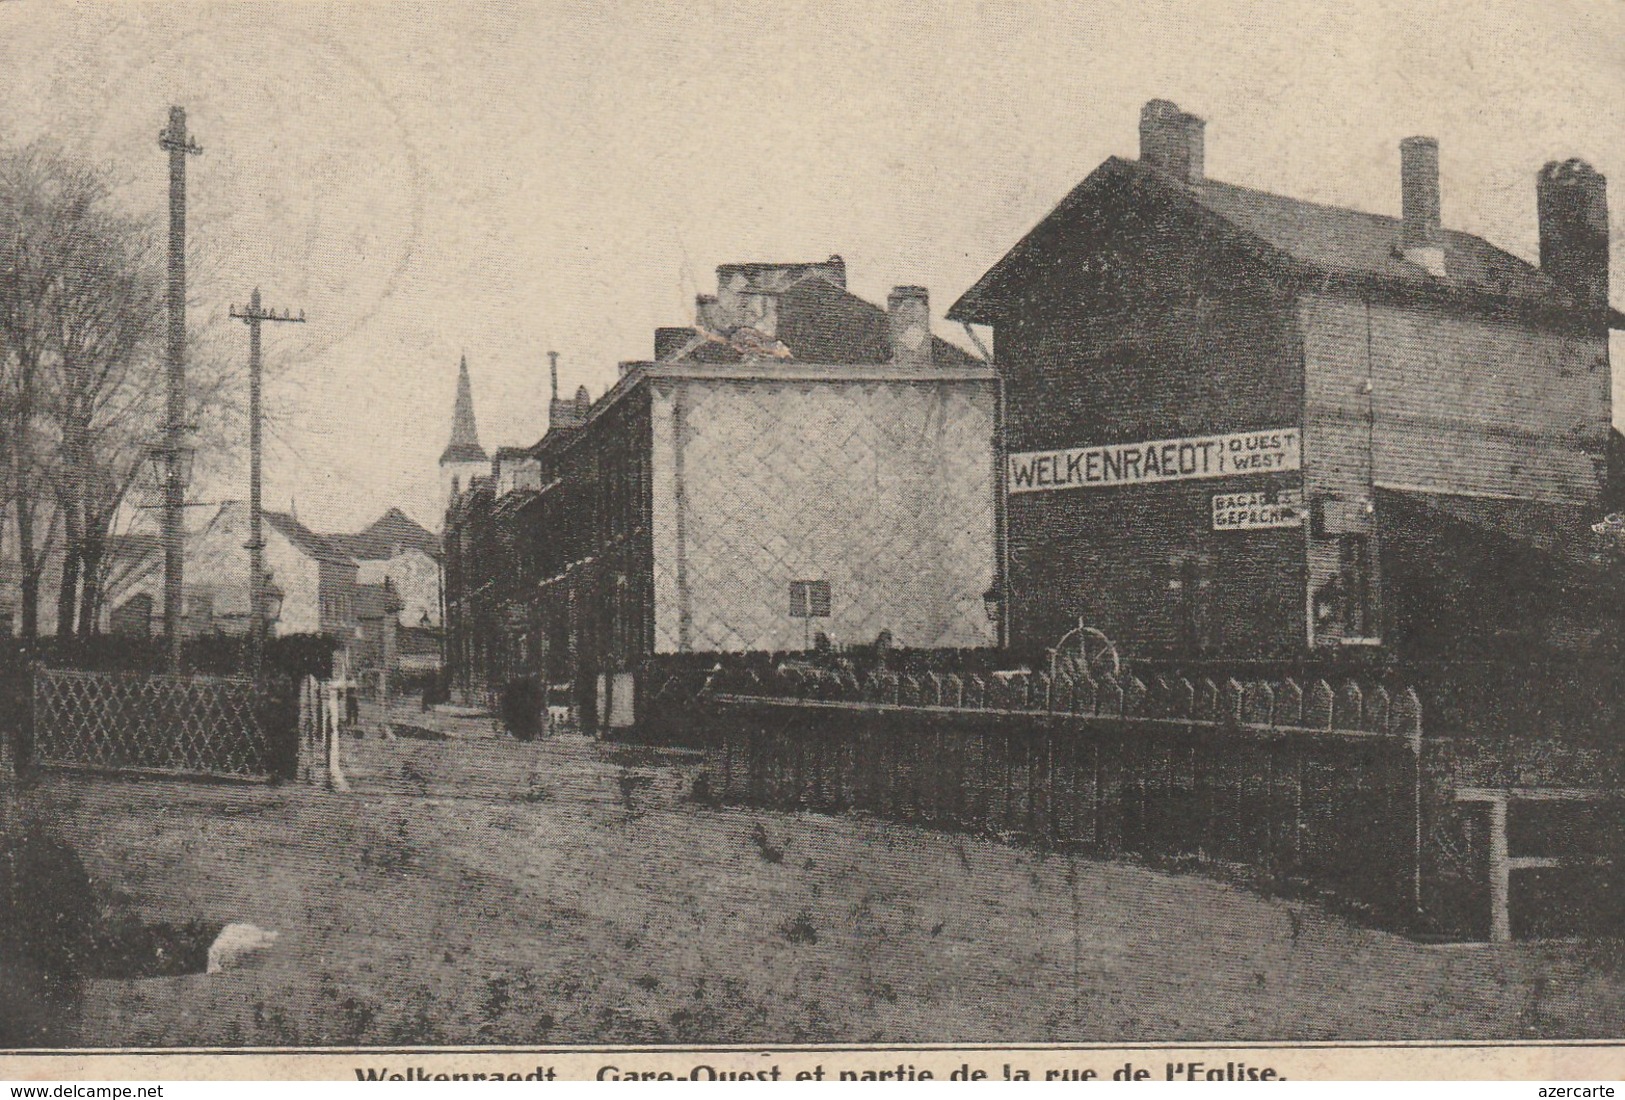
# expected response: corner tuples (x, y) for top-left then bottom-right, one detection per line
(206, 923), (280, 974)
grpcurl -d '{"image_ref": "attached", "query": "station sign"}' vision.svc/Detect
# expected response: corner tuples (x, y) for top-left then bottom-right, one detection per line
(1212, 489), (1304, 531)
(1008, 428), (1301, 494)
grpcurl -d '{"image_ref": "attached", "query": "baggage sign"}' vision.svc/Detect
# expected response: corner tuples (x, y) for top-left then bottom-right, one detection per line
(1212, 489), (1305, 530)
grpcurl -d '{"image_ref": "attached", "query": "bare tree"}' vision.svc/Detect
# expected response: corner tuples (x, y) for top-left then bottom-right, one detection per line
(77, 324), (239, 636)
(0, 145), (65, 642)
(0, 144), (172, 639)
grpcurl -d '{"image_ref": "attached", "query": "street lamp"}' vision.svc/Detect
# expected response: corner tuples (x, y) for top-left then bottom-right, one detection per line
(262, 577), (285, 629)
(249, 573), (286, 679)
(147, 442), (195, 496)
(380, 577), (404, 735)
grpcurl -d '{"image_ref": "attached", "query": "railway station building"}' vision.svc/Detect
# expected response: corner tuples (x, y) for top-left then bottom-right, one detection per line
(950, 100), (1623, 661)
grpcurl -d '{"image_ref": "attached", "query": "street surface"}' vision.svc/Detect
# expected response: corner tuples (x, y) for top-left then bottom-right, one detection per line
(23, 704), (1625, 1045)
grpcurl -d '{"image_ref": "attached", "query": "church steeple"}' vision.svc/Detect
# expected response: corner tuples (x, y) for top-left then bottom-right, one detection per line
(439, 355), (490, 512)
(440, 354), (488, 467)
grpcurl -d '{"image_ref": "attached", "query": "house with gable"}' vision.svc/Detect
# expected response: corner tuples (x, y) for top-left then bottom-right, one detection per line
(328, 507), (443, 630)
(101, 502), (361, 644)
(949, 99), (1623, 660)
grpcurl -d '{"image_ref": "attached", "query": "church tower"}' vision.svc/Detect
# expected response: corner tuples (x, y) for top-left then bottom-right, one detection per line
(438, 355), (489, 511)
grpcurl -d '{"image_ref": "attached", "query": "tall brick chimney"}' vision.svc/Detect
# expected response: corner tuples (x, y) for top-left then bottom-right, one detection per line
(548, 352), (586, 431)
(1400, 136), (1445, 277)
(887, 286), (932, 368)
(1139, 99), (1205, 186)
(1538, 158), (1610, 308)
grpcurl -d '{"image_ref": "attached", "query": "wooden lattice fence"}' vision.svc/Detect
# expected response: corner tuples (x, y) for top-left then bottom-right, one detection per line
(23, 665), (296, 782)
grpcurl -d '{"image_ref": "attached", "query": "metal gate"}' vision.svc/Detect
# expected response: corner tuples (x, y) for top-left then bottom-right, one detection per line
(30, 666), (281, 781)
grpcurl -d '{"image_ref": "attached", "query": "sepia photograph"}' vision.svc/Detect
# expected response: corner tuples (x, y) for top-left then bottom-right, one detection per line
(0, 0), (1622, 1081)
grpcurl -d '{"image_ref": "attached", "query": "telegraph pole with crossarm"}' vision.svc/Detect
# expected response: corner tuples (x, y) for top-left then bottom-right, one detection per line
(229, 289), (305, 674)
(158, 107), (201, 673)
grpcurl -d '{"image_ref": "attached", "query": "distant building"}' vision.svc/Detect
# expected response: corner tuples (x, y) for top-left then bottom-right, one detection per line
(101, 502), (361, 643)
(0, 533), (161, 640)
(444, 257), (999, 730)
(949, 99), (1624, 660)
(327, 507), (443, 629)
(328, 507), (444, 677)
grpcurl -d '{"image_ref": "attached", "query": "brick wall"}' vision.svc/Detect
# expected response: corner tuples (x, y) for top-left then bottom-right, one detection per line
(995, 216), (1307, 658)
(1300, 292), (1611, 647)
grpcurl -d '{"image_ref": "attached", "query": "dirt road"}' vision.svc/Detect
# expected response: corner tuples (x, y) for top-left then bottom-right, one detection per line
(22, 707), (1625, 1045)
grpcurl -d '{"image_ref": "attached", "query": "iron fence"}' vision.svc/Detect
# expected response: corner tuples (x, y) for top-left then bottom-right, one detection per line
(703, 665), (1428, 930)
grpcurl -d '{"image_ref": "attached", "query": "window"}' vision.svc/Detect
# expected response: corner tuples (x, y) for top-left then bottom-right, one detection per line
(1339, 534), (1375, 638)
(1314, 534), (1379, 642)
(789, 580), (832, 619)
(1166, 554), (1210, 654)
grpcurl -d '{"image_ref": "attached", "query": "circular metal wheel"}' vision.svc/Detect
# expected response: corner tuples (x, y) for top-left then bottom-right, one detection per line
(1079, 627), (1120, 680)
(1050, 624), (1120, 683)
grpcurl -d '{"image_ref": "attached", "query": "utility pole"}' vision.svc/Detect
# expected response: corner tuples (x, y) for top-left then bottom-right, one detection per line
(159, 107), (201, 673)
(229, 289), (304, 675)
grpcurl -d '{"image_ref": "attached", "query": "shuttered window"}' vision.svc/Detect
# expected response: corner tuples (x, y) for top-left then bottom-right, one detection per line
(789, 580), (831, 619)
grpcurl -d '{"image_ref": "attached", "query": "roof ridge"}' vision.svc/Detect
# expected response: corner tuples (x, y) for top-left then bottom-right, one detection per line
(1196, 173), (1401, 225)
(949, 155), (1597, 324)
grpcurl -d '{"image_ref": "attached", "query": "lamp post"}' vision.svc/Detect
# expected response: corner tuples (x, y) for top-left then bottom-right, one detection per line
(147, 441), (195, 642)
(380, 577), (403, 735)
(262, 576), (285, 630)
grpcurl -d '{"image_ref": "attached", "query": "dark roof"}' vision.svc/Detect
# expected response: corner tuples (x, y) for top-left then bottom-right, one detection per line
(674, 279), (981, 368)
(950, 156), (1625, 325)
(1382, 489), (1602, 572)
(716, 256), (846, 287)
(1377, 489), (1624, 656)
(398, 623), (443, 656)
(1378, 489), (1620, 612)
(328, 507), (441, 561)
(440, 443), (488, 464)
(265, 511), (356, 566)
(781, 279), (981, 367)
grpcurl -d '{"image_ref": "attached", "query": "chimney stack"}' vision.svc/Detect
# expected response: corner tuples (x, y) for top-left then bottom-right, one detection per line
(654, 327), (692, 360)
(887, 285), (932, 368)
(1139, 99), (1205, 186)
(739, 288), (779, 338)
(695, 294), (720, 331)
(1538, 158), (1610, 308)
(548, 353), (581, 432)
(1400, 136), (1446, 277)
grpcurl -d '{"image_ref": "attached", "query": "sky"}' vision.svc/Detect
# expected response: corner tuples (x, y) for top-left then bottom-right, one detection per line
(0, 0), (1620, 533)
